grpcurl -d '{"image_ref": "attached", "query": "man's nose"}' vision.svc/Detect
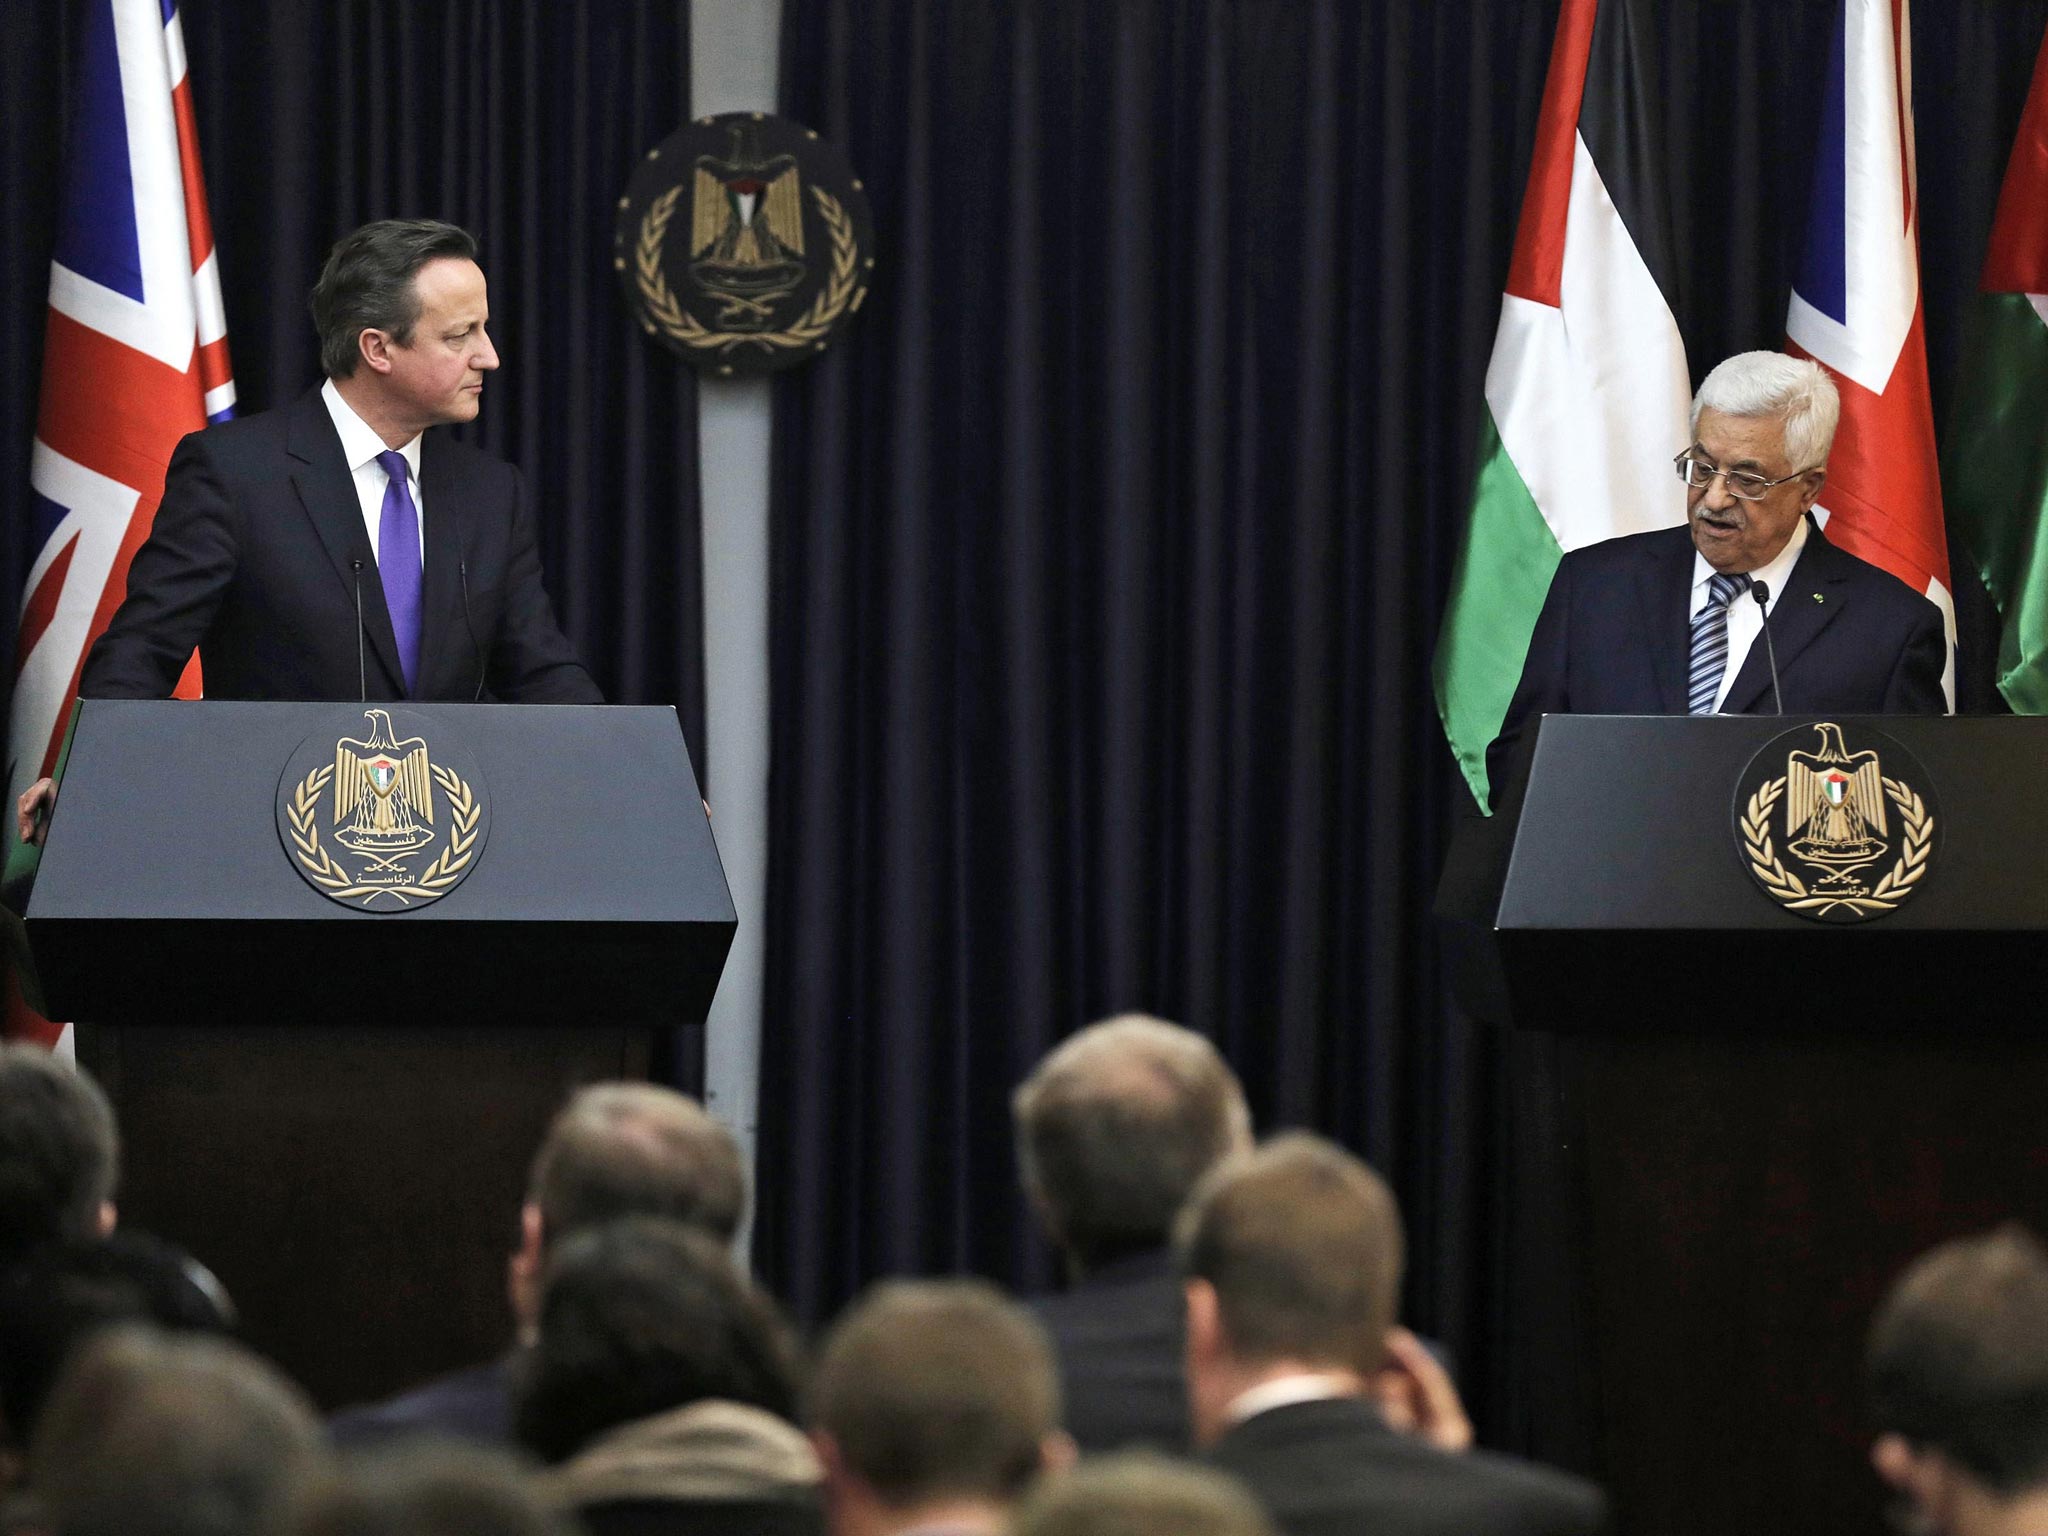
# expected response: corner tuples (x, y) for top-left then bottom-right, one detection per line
(1701, 472), (1738, 511)
(475, 328), (500, 370)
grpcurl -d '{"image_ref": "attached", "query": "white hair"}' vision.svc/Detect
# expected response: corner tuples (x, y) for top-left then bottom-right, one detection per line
(1690, 351), (1841, 470)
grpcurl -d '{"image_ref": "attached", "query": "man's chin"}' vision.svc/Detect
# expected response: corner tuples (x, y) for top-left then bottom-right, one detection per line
(1690, 523), (1745, 568)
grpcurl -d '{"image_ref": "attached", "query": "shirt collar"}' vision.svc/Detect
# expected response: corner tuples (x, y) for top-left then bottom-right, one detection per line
(321, 378), (422, 482)
(1690, 512), (1809, 608)
(1223, 1373), (1359, 1427)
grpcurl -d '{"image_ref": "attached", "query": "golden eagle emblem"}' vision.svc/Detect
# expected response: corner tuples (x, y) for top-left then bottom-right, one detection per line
(1735, 722), (1936, 923)
(331, 709), (435, 872)
(616, 111), (876, 376)
(690, 124), (807, 326)
(1784, 722), (1886, 872)
(280, 710), (486, 910)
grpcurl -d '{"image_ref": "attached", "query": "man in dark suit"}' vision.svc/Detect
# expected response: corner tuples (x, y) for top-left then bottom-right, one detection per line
(16, 220), (597, 841)
(1185, 1134), (1606, 1536)
(82, 218), (597, 705)
(1012, 1014), (1253, 1454)
(1487, 351), (1946, 806)
(329, 1083), (746, 1447)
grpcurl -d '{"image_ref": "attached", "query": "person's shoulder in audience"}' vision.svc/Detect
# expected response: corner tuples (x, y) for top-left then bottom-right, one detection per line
(328, 1357), (516, 1448)
(1207, 1397), (1604, 1536)
(1180, 1134), (1605, 1536)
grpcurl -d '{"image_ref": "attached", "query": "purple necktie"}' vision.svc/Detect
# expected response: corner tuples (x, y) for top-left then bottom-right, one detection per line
(375, 449), (422, 695)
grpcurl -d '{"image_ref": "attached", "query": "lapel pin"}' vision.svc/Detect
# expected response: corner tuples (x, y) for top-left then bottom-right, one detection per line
(1812, 593), (1824, 603)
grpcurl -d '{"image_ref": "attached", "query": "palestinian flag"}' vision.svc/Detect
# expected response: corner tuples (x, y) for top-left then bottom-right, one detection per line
(1944, 20), (2048, 713)
(1433, 0), (1691, 809)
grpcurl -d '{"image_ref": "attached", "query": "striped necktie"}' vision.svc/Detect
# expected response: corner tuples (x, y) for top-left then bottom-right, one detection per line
(1687, 571), (1751, 716)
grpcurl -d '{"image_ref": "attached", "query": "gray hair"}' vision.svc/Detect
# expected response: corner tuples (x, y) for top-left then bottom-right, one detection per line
(1013, 1015), (1251, 1272)
(31, 1326), (324, 1536)
(1691, 351), (1841, 471)
(526, 1082), (747, 1247)
(0, 1042), (119, 1259)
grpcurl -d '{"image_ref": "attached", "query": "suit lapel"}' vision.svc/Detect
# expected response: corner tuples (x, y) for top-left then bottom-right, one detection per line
(1633, 527), (1698, 713)
(416, 432), (473, 699)
(287, 389), (404, 694)
(1722, 521), (1850, 713)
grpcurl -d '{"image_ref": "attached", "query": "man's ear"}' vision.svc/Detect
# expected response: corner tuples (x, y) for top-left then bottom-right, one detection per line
(1038, 1429), (1078, 1478)
(1185, 1278), (1224, 1367)
(812, 1430), (854, 1499)
(1872, 1432), (1950, 1521)
(1799, 468), (1827, 513)
(358, 328), (396, 376)
(507, 1203), (546, 1329)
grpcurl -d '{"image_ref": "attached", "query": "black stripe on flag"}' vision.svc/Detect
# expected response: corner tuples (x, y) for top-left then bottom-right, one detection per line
(1577, 0), (1684, 323)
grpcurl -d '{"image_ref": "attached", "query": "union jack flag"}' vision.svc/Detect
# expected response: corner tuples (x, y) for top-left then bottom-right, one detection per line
(1786, 0), (1956, 708)
(8, 0), (232, 1044)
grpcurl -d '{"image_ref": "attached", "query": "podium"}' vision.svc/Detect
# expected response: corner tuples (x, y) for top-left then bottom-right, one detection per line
(1441, 715), (2048, 1536)
(25, 700), (735, 1408)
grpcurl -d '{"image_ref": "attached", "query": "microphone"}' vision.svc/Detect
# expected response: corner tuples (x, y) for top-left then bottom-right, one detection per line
(459, 560), (484, 703)
(351, 559), (367, 703)
(1751, 580), (1783, 715)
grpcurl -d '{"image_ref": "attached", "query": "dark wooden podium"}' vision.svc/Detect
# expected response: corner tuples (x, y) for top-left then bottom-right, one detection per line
(1440, 714), (2048, 1536)
(25, 700), (735, 1409)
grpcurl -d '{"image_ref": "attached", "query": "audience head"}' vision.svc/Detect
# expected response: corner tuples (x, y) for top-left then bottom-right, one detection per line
(0, 1231), (234, 1453)
(0, 1044), (119, 1263)
(1175, 1132), (1405, 1445)
(1868, 1225), (2048, 1532)
(510, 1083), (746, 1330)
(513, 1214), (798, 1465)
(29, 1325), (322, 1536)
(282, 1442), (577, 1536)
(809, 1278), (1071, 1531)
(1010, 1453), (1275, 1536)
(1012, 1015), (1251, 1274)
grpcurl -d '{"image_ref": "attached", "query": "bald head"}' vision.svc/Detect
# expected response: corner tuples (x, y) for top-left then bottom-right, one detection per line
(527, 1083), (745, 1247)
(1013, 1015), (1250, 1272)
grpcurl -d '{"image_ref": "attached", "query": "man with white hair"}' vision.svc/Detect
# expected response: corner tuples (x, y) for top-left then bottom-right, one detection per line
(1486, 350), (1946, 802)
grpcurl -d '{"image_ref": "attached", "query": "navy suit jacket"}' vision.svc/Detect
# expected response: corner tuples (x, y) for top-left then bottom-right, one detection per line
(327, 1356), (514, 1448)
(1207, 1398), (1607, 1536)
(1028, 1249), (1191, 1455)
(1486, 521), (1945, 802)
(82, 388), (600, 703)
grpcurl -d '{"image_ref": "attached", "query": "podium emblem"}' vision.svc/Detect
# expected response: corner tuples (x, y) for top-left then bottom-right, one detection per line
(1733, 722), (1937, 923)
(276, 710), (490, 910)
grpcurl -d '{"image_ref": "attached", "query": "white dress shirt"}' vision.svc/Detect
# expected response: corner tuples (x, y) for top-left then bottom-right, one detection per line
(1223, 1372), (1359, 1427)
(320, 378), (426, 569)
(1689, 514), (1808, 712)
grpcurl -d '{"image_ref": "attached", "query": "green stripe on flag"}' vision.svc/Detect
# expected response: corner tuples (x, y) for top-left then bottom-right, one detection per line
(1944, 292), (2048, 714)
(1433, 408), (1564, 809)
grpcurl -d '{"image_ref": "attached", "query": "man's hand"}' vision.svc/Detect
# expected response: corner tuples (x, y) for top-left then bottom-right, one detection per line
(16, 778), (55, 848)
(1370, 1327), (1473, 1452)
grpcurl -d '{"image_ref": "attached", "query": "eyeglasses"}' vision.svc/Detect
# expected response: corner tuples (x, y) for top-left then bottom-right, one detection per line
(1673, 450), (1813, 501)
